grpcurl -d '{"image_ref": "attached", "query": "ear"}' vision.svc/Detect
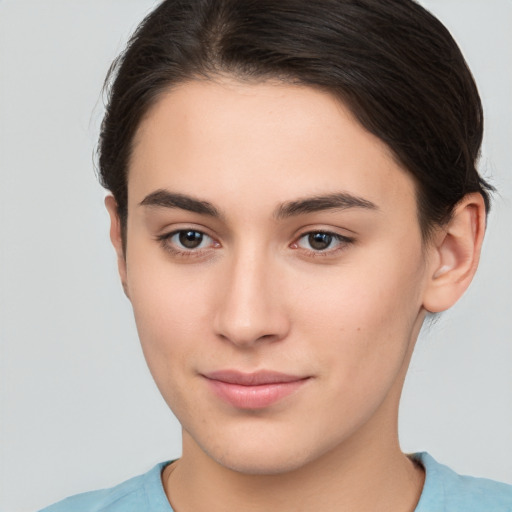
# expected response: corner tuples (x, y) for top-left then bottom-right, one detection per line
(422, 193), (486, 313)
(105, 195), (130, 299)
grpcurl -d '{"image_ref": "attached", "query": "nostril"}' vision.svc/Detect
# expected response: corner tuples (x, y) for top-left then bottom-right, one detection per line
(212, 258), (291, 347)
(213, 310), (290, 348)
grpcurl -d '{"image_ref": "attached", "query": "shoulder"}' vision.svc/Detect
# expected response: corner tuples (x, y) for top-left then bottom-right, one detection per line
(38, 462), (173, 512)
(413, 452), (512, 512)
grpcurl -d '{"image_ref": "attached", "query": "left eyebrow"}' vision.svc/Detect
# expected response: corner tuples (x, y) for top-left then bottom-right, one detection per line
(274, 192), (378, 219)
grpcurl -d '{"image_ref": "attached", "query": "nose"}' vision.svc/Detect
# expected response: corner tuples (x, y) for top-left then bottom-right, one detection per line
(213, 248), (290, 348)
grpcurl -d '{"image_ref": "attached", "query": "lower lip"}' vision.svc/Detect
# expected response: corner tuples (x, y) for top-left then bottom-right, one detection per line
(206, 378), (309, 409)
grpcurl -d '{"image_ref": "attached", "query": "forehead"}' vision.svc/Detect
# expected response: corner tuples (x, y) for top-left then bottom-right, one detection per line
(128, 78), (417, 217)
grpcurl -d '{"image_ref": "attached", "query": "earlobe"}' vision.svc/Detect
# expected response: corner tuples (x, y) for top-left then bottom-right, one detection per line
(104, 195), (130, 299)
(422, 193), (486, 313)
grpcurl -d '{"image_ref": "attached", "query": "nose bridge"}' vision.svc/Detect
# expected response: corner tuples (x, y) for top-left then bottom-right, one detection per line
(213, 241), (288, 347)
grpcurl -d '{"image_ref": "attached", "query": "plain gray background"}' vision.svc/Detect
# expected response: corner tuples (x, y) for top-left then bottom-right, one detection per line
(0, 1), (511, 511)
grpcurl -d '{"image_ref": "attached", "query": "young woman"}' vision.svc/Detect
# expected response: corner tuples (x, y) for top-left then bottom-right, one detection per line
(40, 0), (512, 510)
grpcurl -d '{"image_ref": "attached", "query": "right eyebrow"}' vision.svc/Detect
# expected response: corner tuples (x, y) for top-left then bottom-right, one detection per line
(139, 189), (221, 218)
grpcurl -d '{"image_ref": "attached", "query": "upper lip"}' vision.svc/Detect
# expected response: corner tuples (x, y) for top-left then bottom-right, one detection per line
(203, 370), (308, 386)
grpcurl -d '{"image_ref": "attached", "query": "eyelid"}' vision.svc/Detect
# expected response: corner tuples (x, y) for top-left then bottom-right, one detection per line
(155, 222), (219, 243)
(156, 227), (221, 257)
(291, 229), (355, 256)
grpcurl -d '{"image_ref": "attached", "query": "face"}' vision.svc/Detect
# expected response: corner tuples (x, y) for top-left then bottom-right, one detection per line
(115, 78), (433, 474)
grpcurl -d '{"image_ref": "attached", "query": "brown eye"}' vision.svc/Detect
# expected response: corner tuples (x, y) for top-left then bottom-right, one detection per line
(294, 231), (354, 254)
(158, 229), (216, 253)
(157, 229), (219, 257)
(178, 230), (204, 249)
(308, 232), (333, 251)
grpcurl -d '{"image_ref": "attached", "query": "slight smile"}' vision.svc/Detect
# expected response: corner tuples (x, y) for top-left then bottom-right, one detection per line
(202, 370), (312, 410)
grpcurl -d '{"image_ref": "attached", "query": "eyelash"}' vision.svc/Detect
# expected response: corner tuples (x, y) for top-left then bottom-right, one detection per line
(156, 229), (355, 258)
(292, 231), (355, 257)
(156, 230), (219, 258)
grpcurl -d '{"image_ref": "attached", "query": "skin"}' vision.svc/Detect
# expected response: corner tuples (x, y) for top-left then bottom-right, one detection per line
(106, 77), (486, 512)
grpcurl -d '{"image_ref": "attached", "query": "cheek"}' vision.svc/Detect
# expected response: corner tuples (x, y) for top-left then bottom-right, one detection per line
(125, 253), (215, 381)
(294, 250), (426, 389)
(126, 266), (217, 424)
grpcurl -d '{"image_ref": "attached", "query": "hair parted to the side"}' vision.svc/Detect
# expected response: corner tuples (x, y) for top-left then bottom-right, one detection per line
(97, 0), (493, 249)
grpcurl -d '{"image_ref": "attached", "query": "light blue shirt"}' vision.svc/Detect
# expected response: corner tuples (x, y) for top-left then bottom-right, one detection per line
(39, 452), (512, 511)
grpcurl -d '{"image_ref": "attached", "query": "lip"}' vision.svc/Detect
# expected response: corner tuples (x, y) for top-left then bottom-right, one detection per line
(202, 370), (310, 409)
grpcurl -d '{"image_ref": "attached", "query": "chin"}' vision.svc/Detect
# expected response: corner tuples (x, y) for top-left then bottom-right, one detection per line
(212, 448), (313, 476)
(193, 425), (333, 476)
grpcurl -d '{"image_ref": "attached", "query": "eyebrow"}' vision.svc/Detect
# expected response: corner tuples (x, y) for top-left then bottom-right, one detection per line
(274, 192), (378, 219)
(139, 189), (377, 219)
(140, 189), (221, 217)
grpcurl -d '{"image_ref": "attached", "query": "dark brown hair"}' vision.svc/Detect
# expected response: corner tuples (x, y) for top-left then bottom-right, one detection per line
(97, 0), (493, 246)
